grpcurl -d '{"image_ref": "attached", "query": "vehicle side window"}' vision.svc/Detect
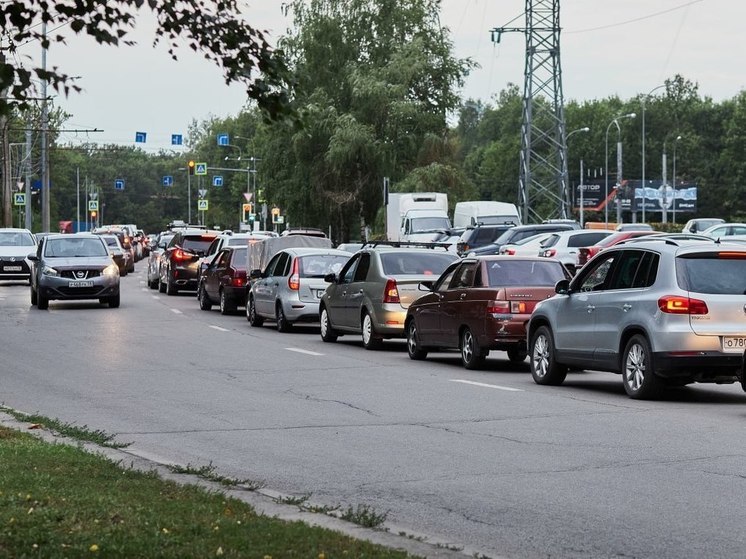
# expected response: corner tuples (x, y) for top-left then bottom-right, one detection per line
(353, 253), (370, 282)
(273, 253), (290, 277)
(338, 254), (360, 284)
(576, 253), (617, 292)
(451, 263), (477, 288)
(608, 250), (645, 290)
(435, 264), (459, 292)
(631, 252), (659, 288)
(568, 232), (605, 248)
(733, 226), (746, 235)
(541, 234), (559, 248)
(264, 254), (281, 277)
(216, 250), (230, 268)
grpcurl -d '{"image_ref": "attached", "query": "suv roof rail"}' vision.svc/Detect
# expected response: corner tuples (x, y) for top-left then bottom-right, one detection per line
(361, 240), (452, 250)
(616, 233), (716, 247)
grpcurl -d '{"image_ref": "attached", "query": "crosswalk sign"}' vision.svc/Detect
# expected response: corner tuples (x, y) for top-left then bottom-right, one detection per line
(195, 163), (207, 176)
(88, 200), (99, 211)
(197, 199), (209, 211)
(13, 193), (25, 206)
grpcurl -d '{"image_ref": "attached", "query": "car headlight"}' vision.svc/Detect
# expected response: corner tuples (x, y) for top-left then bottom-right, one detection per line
(103, 264), (119, 278)
(41, 265), (59, 277)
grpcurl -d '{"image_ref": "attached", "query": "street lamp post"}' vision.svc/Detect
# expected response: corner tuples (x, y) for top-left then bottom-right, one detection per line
(672, 135), (682, 225)
(641, 84), (666, 224)
(565, 127), (590, 226)
(605, 113), (636, 227)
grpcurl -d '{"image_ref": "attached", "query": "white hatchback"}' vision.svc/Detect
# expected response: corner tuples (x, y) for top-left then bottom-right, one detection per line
(537, 229), (615, 273)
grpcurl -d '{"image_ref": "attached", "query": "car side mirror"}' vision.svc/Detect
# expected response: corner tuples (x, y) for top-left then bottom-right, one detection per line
(250, 269), (263, 280)
(418, 281), (434, 291)
(555, 279), (570, 295)
(324, 272), (337, 283)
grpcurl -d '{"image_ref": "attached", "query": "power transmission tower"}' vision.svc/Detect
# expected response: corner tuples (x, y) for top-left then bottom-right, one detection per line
(492, 0), (568, 223)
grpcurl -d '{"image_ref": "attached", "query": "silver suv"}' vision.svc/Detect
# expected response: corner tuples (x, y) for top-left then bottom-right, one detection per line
(527, 236), (746, 399)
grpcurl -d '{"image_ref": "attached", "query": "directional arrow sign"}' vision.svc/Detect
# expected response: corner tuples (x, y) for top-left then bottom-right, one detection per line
(217, 133), (230, 146)
(88, 200), (99, 211)
(13, 193), (25, 206)
(197, 199), (209, 211)
(135, 131), (147, 143)
(114, 179), (125, 190)
(162, 175), (174, 187)
(171, 134), (183, 146)
(212, 176), (223, 187)
(195, 162), (207, 176)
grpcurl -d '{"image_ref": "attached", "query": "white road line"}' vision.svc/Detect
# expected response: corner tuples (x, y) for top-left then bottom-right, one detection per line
(209, 325), (229, 332)
(285, 347), (324, 356)
(449, 379), (523, 392)
(170, 308), (182, 315)
(152, 296), (160, 300)
(141, 288), (148, 292)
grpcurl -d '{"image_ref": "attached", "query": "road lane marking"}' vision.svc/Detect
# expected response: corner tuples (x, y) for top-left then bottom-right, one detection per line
(209, 325), (229, 332)
(449, 379), (523, 392)
(152, 296), (160, 300)
(170, 309), (182, 315)
(285, 348), (323, 356)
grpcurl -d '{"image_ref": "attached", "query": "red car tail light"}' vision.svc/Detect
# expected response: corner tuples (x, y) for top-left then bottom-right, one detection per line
(382, 278), (400, 303)
(505, 248), (516, 255)
(231, 276), (246, 288)
(658, 296), (709, 315)
(487, 301), (510, 314)
(288, 258), (300, 291)
(172, 248), (193, 262)
(540, 249), (556, 258)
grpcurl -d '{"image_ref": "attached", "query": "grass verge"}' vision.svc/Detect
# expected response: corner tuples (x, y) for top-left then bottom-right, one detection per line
(0, 426), (418, 558)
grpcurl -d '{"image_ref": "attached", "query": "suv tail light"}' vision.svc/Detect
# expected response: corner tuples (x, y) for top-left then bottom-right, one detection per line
(540, 249), (556, 258)
(382, 278), (400, 303)
(172, 248), (194, 262)
(505, 248), (516, 255)
(288, 258), (300, 291)
(658, 296), (709, 315)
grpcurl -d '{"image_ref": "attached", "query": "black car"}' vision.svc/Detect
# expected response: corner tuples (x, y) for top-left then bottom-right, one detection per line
(466, 223), (577, 256)
(456, 224), (515, 255)
(159, 229), (220, 295)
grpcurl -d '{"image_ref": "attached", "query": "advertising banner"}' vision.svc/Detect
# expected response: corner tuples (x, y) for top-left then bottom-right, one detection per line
(574, 180), (697, 214)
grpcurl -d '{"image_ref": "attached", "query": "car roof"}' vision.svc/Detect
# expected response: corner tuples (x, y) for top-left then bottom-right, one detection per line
(279, 247), (355, 256)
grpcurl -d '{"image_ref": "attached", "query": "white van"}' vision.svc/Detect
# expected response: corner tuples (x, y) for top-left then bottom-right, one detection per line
(453, 201), (520, 228)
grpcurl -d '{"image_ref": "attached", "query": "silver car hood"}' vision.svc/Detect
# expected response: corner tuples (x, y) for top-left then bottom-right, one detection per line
(45, 256), (112, 269)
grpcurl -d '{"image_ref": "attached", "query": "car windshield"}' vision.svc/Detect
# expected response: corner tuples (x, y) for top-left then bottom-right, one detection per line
(102, 236), (120, 248)
(0, 231), (35, 246)
(410, 217), (451, 233)
(299, 254), (349, 278)
(45, 237), (108, 257)
(677, 253), (746, 294)
(486, 260), (566, 287)
(380, 252), (456, 276)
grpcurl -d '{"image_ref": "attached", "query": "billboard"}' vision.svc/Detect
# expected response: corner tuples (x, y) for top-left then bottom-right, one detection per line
(575, 180), (697, 214)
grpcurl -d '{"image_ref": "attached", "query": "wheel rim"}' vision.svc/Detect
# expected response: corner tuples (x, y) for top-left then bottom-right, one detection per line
(320, 309), (329, 337)
(462, 330), (474, 363)
(407, 322), (418, 354)
(532, 334), (550, 378)
(625, 343), (646, 391)
(362, 314), (372, 345)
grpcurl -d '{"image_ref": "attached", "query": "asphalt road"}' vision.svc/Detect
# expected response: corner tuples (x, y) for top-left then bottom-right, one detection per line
(2, 268), (746, 559)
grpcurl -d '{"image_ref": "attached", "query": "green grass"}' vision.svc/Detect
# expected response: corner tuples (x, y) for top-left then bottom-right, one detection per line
(0, 427), (418, 558)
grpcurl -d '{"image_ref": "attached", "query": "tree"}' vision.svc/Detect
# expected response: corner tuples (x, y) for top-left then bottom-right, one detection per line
(0, 0), (293, 120)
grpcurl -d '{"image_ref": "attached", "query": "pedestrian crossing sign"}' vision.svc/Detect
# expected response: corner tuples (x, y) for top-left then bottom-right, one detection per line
(195, 163), (208, 176)
(13, 193), (25, 206)
(198, 199), (209, 211)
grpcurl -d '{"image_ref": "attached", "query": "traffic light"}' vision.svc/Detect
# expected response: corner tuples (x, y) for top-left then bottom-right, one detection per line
(188, 160), (196, 175)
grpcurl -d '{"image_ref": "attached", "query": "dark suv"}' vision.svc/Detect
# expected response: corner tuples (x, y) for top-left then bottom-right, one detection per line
(467, 223), (577, 256)
(159, 229), (220, 295)
(456, 224), (515, 255)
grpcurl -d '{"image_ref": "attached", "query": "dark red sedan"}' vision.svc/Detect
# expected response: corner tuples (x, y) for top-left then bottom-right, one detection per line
(404, 256), (570, 369)
(198, 246), (248, 314)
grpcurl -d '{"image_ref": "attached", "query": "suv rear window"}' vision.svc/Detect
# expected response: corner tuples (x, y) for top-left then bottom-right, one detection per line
(182, 235), (216, 255)
(380, 252), (456, 276)
(677, 253), (746, 294)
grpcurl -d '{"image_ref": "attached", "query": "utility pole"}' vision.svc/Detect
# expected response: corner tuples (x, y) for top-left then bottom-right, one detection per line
(40, 22), (50, 232)
(0, 48), (11, 227)
(25, 128), (32, 230)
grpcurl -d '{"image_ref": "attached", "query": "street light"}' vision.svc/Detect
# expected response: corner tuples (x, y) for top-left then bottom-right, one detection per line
(605, 113), (636, 227)
(672, 135), (682, 224)
(566, 127), (590, 226)
(641, 84), (666, 223)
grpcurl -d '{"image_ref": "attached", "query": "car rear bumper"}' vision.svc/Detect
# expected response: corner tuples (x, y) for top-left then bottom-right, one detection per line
(653, 351), (742, 382)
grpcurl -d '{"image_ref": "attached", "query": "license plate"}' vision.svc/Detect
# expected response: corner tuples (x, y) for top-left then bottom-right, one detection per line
(721, 336), (746, 353)
(3, 266), (22, 272)
(68, 280), (94, 288)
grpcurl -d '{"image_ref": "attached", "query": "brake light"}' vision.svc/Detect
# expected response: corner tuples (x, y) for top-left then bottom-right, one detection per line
(172, 248), (193, 262)
(658, 296), (709, 315)
(717, 252), (746, 259)
(506, 248), (516, 255)
(487, 301), (510, 314)
(540, 249), (556, 258)
(382, 278), (400, 303)
(231, 276), (245, 288)
(288, 258), (300, 291)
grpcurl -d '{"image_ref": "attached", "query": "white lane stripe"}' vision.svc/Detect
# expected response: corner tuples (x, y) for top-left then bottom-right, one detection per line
(170, 308), (182, 315)
(152, 296), (160, 300)
(209, 325), (229, 332)
(449, 379), (523, 392)
(285, 347), (323, 356)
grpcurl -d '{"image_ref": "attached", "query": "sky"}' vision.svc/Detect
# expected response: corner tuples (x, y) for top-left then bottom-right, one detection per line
(16, 0), (746, 150)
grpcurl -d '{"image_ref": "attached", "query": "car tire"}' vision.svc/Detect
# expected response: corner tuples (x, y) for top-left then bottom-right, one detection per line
(361, 311), (382, 350)
(319, 306), (337, 342)
(199, 285), (212, 311)
(622, 334), (663, 400)
(460, 327), (486, 369)
(507, 346), (528, 363)
(158, 276), (166, 293)
(219, 289), (235, 315)
(406, 319), (427, 360)
(108, 293), (120, 308)
(165, 273), (178, 295)
(248, 297), (264, 327)
(37, 292), (49, 310)
(529, 325), (567, 385)
(30, 285), (37, 306)
(276, 302), (292, 332)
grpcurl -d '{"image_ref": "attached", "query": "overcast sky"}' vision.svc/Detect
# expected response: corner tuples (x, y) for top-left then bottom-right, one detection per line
(17, 0), (746, 150)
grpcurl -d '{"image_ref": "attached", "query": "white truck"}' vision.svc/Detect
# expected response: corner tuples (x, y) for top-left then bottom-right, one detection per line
(386, 192), (450, 242)
(452, 201), (521, 228)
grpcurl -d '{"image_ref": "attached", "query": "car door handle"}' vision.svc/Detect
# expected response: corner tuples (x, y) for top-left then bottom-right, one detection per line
(460, 293), (467, 299)
(586, 304), (595, 313)
(622, 304), (632, 312)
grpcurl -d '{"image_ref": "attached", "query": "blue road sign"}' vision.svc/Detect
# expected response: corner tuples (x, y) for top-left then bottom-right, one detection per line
(217, 133), (230, 146)
(14, 193), (25, 206)
(195, 163), (207, 176)
(171, 134), (183, 146)
(163, 175), (174, 187)
(212, 176), (223, 187)
(115, 179), (125, 191)
(135, 131), (147, 143)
